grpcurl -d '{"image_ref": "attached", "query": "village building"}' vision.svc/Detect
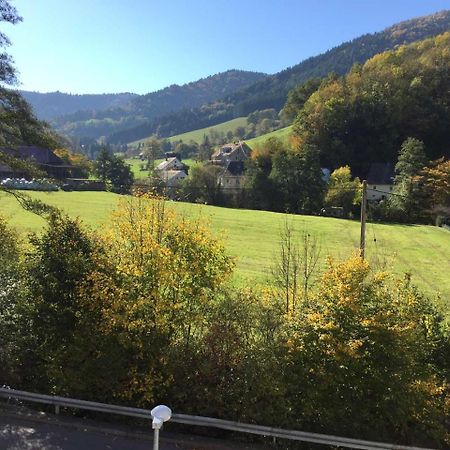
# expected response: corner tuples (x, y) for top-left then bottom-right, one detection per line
(211, 141), (251, 194)
(154, 154), (188, 191)
(366, 162), (395, 201)
(0, 146), (73, 180)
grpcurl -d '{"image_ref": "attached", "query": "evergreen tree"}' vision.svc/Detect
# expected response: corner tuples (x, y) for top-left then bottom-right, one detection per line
(93, 147), (134, 193)
(93, 147), (112, 182)
(395, 137), (427, 183)
(390, 138), (428, 222)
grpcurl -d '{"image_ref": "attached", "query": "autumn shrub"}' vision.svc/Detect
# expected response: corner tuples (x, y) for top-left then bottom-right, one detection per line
(78, 194), (235, 404)
(280, 255), (449, 446)
(164, 288), (287, 425)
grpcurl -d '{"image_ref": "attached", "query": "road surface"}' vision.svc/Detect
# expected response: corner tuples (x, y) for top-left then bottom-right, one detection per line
(0, 414), (185, 449)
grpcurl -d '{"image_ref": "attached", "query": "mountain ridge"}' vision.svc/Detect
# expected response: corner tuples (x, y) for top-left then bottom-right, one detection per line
(108, 9), (450, 144)
(20, 10), (450, 144)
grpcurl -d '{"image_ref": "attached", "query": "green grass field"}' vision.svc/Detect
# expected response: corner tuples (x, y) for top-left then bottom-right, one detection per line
(130, 117), (248, 146)
(246, 126), (293, 149)
(1, 191), (449, 302)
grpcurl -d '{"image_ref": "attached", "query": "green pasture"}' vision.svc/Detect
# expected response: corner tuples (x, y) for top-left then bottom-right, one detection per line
(246, 125), (293, 149)
(1, 191), (449, 303)
(129, 117), (248, 146)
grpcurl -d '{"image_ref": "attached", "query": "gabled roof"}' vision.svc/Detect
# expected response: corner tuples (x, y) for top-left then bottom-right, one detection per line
(212, 141), (250, 160)
(1, 146), (65, 166)
(156, 157), (178, 171)
(366, 163), (394, 185)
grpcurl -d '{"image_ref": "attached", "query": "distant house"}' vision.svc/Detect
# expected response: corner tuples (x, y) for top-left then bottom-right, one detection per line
(154, 155), (188, 191)
(366, 163), (395, 201)
(0, 146), (73, 180)
(211, 141), (251, 194)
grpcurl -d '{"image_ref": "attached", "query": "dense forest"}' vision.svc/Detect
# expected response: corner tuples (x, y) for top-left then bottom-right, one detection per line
(108, 10), (450, 144)
(292, 32), (450, 176)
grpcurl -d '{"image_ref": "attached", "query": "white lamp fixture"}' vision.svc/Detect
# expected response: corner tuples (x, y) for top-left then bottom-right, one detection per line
(151, 404), (172, 450)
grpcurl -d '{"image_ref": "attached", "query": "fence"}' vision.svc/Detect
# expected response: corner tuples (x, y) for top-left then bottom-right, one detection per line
(0, 387), (434, 450)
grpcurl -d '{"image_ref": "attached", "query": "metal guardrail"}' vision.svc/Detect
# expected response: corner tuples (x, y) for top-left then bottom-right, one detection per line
(0, 387), (434, 450)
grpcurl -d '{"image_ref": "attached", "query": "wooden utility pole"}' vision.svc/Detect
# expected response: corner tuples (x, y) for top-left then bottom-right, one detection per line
(360, 180), (367, 259)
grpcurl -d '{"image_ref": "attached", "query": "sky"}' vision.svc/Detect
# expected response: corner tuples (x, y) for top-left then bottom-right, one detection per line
(4, 0), (450, 95)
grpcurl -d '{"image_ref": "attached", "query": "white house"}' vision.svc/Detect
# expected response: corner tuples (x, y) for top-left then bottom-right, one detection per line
(366, 163), (395, 201)
(159, 169), (188, 187)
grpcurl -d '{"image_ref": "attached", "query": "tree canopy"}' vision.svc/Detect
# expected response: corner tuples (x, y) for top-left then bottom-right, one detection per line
(0, 0), (22, 85)
(292, 33), (450, 176)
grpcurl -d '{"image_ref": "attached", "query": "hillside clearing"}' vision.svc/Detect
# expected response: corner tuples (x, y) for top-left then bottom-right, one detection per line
(1, 191), (449, 303)
(129, 117), (248, 146)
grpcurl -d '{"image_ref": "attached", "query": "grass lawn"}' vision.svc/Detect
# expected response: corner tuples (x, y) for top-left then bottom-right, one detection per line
(1, 191), (449, 303)
(129, 117), (248, 146)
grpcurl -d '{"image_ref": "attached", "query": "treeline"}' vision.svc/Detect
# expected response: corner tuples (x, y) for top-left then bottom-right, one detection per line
(179, 135), (449, 225)
(1, 195), (449, 447)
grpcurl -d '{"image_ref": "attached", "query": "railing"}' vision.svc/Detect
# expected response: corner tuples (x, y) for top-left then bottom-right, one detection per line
(0, 387), (434, 450)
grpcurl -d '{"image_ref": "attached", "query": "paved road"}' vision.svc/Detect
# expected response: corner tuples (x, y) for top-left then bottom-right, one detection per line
(0, 415), (184, 450)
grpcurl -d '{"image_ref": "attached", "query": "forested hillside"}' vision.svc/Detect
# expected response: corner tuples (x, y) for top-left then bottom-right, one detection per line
(20, 91), (138, 120)
(109, 10), (450, 144)
(41, 70), (267, 139)
(291, 32), (450, 176)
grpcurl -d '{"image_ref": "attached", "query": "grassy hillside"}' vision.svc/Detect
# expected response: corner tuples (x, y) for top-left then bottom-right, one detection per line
(246, 126), (292, 149)
(130, 117), (248, 147)
(2, 191), (449, 302)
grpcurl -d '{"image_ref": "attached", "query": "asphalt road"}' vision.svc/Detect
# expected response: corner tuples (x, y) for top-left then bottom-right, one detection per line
(0, 414), (184, 450)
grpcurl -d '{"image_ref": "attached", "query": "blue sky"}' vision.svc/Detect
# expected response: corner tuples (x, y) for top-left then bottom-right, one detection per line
(5, 0), (450, 95)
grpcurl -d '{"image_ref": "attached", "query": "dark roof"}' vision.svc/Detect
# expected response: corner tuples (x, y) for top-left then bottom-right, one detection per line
(366, 163), (394, 185)
(0, 146), (65, 166)
(225, 161), (245, 176)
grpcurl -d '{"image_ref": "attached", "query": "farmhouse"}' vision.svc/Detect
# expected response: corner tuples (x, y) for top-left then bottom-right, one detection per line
(366, 163), (395, 201)
(0, 146), (73, 180)
(154, 154), (188, 190)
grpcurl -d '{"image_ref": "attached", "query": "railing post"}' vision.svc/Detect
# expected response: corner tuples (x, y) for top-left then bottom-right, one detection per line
(55, 404), (60, 415)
